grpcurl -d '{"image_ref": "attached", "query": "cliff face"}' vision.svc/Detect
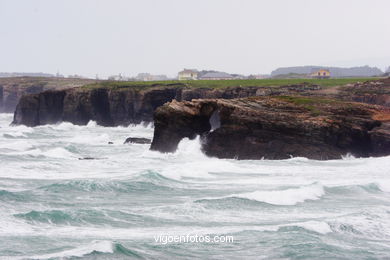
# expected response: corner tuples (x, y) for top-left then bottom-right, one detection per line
(337, 78), (390, 107)
(150, 97), (390, 160)
(12, 78), (390, 127)
(13, 87), (181, 126)
(12, 83), (323, 126)
(0, 77), (96, 113)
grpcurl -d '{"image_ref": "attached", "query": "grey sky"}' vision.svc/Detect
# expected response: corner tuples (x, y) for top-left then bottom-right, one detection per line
(0, 0), (389, 78)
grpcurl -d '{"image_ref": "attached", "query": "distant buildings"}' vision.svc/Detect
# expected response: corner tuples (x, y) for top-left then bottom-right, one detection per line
(178, 69), (198, 80)
(135, 73), (168, 81)
(108, 74), (129, 81)
(135, 73), (153, 81)
(106, 73), (169, 81)
(0, 72), (56, 78)
(199, 72), (234, 80)
(67, 74), (88, 79)
(248, 74), (270, 79)
(310, 69), (331, 79)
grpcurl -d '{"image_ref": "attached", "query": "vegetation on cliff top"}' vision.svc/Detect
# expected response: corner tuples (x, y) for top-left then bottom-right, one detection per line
(82, 77), (379, 90)
(275, 96), (346, 116)
(0, 77), (97, 88)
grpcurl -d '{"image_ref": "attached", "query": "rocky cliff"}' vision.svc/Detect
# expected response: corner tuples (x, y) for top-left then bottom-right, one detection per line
(150, 96), (390, 160)
(337, 78), (390, 107)
(12, 83), (322, 126)
(0, 77), (96, 113)
(13, 87), (175, 126)
(12, 78), (390, 128)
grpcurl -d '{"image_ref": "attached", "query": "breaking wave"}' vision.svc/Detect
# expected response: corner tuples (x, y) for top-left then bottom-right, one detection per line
(1, 113), (390, 259)
(21, 240), (141, 259)
(216, 183), (325, 206)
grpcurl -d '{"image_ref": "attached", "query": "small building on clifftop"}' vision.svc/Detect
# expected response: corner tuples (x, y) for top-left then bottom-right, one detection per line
(178, 69), (198, 80)
(310, 69), (331, 79)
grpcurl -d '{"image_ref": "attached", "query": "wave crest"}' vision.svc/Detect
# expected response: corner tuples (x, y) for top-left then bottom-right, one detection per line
(232, 183), (325, 205)
(26, 240), (114, 259)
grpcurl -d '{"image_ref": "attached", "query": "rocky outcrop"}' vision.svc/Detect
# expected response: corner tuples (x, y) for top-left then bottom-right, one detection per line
(0, 85), (3, 110)
(150, 96), (390, 160)
(13, 87), (184, 126)
(12, 78), (390, 128)
(0, 77), (96, 113)
(124, 137), (151, 144)
(337, 78), (390, 107)
(12, 83), (323, 127)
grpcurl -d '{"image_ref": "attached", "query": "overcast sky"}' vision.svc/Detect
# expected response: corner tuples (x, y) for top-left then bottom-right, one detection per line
(0, 0), (389, 78)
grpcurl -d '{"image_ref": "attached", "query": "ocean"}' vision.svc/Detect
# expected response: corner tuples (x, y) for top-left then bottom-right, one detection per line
(0, 113), (389, 259)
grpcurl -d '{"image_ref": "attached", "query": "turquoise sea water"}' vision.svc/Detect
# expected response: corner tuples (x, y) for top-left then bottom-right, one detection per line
(0, 113), (390, 259)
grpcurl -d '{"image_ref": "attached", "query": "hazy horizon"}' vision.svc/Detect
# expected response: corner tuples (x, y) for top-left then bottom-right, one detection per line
(0, 0), (389, 78)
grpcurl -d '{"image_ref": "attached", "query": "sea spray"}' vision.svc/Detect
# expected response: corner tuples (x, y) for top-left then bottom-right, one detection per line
(0, 114), (390, 259)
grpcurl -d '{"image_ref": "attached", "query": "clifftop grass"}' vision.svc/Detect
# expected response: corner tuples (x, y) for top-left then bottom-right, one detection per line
(275, 95), (354, 116)
(82, 77), (379, 90)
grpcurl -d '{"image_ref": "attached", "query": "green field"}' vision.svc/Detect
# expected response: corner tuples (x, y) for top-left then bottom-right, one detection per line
(83, 77), (380, 90)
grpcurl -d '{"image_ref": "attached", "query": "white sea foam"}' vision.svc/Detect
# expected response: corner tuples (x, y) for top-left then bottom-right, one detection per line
(10, 147), (76, 159)
(1, 113), (390, 258)
(329, 207), (390, 239)
(231, 183), (325, 205)
(283, 221), (332, 234)
(3, 131), (27, 138)
(0, 140), (34, 151)
(22, 240), (114, 259)
(341, 153), (356, 160)
(377, 180), (390, 192)
(68, 133), (110, 144)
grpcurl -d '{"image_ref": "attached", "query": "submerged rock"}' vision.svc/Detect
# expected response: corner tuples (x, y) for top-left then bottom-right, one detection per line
(78, 157), (108, 160)
(124, 137), (151, 144)
(150, 96), (390, 160)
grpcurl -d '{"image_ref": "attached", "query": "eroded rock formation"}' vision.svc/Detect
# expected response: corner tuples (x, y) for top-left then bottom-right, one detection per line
(0, 77), (96, 113)
(337, 78), (390, 107)
(150, 96), (390, 160)
(12, 83), (322, 126)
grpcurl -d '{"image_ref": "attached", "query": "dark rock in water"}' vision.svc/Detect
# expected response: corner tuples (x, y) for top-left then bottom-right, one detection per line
(151, 96), (390, 160)
(108, 142), (114, 144)
(124, 137), (151, 144)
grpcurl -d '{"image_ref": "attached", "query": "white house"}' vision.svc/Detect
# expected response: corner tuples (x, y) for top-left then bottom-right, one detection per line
(178, 69), (198, 80)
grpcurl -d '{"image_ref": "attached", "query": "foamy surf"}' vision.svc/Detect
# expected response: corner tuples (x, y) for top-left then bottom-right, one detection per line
(229, 183), (325, 205)
(1, 114), (390, 259)
(10, 147), (76, 159)
(281, 220), (333, 234)
(19, 240), (114, 260)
